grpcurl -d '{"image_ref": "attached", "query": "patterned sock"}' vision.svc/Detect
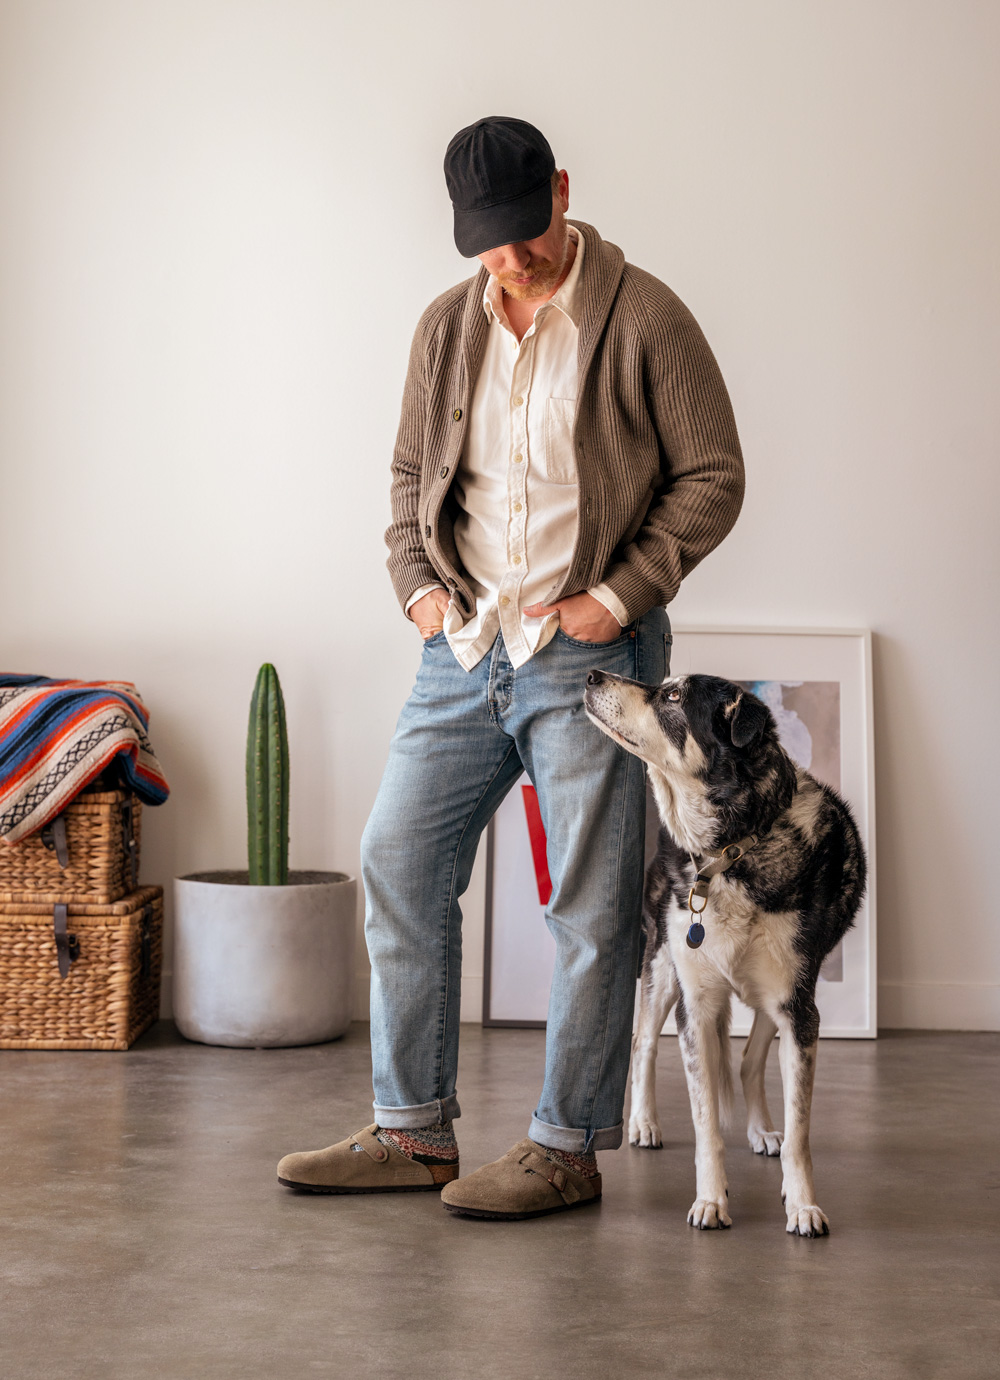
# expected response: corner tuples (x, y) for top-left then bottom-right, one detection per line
(535, 1142), (600, 1179)
(375, 1121), (458, 1165)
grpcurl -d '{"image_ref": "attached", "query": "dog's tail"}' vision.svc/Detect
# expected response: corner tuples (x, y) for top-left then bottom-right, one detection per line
(716, 1002), (735, 1126)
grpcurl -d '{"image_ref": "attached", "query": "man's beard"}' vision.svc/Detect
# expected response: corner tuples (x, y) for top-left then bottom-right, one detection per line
(497, 227), (570, 301)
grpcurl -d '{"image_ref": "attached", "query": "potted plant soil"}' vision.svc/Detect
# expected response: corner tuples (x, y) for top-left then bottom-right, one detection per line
(173, 665), (357, 1047)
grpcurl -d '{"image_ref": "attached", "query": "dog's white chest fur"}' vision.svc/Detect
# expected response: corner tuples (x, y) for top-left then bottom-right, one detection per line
(672, 882), (803, 1011)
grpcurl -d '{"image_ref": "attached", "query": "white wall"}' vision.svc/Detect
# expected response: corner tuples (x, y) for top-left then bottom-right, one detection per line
(1, 0), (997, 1030)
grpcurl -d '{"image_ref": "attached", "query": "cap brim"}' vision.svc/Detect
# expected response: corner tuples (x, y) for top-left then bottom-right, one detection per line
(453, 179), (554, 257)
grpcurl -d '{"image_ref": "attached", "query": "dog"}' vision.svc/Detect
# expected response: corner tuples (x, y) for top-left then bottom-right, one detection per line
(583, 670), (867, 1236)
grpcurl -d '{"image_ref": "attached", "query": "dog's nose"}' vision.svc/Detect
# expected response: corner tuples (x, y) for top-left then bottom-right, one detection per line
(586, 671), (605, 686)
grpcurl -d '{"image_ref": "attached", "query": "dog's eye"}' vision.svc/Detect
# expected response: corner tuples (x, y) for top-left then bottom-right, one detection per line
(666, 690), (680, 702)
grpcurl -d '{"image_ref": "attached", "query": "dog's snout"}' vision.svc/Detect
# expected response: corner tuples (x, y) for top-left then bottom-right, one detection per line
(586, 671), (605, 686)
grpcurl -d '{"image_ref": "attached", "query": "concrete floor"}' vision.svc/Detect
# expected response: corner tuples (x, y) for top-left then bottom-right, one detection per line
(1, 1024), (997, 1380)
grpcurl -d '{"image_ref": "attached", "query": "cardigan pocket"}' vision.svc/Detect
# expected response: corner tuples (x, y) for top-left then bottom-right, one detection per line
(543, 398), (577, 485)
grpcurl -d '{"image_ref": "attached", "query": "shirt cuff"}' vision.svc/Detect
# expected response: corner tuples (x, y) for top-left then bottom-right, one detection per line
(404, 582), (446, 619)
(587, 583), (631, 627)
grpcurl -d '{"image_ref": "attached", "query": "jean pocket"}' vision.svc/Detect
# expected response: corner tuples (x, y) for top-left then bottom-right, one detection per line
(421, 630), (447, 648)
(555, 624), (635, 650)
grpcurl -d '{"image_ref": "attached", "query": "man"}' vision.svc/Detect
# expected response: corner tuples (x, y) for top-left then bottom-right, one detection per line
(278, 117), (744, 1218)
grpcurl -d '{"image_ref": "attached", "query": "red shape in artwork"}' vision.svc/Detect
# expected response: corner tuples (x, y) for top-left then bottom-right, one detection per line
(521, 784), (552, 907)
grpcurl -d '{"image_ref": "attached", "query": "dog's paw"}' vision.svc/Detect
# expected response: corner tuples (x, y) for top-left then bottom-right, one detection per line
(687, 1198), (732, 1230)
(748, 1126), (783, 1157)
(628, 1114), (663, 1148)
(785, 1204), (830, 1237)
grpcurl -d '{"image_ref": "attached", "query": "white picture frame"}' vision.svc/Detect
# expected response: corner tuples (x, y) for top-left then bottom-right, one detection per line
(482, 626), (877, 1038)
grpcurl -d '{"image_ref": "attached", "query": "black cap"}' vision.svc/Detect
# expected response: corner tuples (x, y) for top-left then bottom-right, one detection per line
(444, 116), (556, 257)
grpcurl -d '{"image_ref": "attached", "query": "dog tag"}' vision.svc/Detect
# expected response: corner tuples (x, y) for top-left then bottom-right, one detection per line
(686, 922), (705, 949)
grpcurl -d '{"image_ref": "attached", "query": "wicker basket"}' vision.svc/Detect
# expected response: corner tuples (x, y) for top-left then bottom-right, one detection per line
(0, 885), (162, 1050)
(0, 790), (142, 905)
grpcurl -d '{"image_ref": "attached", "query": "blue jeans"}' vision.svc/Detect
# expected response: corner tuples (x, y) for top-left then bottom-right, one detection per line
(360, 609), (671, 1153)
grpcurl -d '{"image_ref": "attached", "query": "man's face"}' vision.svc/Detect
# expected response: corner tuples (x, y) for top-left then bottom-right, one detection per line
(477, 171), (571, 301)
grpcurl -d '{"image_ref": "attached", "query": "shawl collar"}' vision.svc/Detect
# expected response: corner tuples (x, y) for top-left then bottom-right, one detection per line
(456, 219), (625, 391)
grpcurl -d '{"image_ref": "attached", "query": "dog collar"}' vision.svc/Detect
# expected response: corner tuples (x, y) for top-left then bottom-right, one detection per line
(685, 834), (761, 949)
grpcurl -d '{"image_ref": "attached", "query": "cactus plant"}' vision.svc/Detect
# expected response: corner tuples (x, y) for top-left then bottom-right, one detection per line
(246, 663), (289, 885)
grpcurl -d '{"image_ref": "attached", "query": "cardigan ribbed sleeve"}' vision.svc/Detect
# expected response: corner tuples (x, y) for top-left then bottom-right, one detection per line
(385, 309), (441, 607)
(596, 275), (745, 621)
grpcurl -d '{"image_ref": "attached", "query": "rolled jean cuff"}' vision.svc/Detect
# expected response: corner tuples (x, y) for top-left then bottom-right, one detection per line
(372, 1094), (461, 1128)
(528, 1115), (624, 1154)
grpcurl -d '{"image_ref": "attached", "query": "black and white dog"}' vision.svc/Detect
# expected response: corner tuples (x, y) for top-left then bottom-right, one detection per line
(584, 671), (867, 1236)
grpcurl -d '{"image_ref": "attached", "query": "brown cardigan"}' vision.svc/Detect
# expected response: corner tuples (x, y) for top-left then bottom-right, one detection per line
(385, 219), (744, 624)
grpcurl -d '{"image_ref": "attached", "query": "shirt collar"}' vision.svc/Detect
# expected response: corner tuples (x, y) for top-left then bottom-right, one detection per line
(482, 224), (585, 328)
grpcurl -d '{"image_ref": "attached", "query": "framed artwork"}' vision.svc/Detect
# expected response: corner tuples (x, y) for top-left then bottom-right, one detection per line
(482, 627), (876, 1038)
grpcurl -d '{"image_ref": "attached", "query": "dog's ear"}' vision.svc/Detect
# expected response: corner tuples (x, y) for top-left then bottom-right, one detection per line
(725, 692), (769, 749)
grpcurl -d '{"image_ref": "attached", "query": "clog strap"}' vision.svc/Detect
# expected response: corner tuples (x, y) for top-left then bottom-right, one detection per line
(352, 1124), (391, 1163)
(517, 1149), (582, 1204)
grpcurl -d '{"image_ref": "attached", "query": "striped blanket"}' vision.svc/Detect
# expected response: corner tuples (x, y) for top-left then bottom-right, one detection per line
(0, 675), (169, 846)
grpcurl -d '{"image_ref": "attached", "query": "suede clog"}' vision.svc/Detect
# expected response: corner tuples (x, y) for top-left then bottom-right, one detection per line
(277, 1123), (458, 1193)
(440, 1138), (602, 1219)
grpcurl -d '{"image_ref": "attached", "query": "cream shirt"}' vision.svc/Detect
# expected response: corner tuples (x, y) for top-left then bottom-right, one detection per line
(406, 225), (629, 671)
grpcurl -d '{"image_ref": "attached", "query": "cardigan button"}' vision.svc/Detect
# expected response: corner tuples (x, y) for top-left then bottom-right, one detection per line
(453, 408), (462, 421)
(425, 525), (431, 537)
(440, 466), (449, 479)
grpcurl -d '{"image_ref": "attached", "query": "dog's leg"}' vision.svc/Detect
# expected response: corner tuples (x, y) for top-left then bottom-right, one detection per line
(629, 949), (678, 1148)
(741, 1011), (782, 1156)
(677, 983), (732, 1229)
(775, 1001), (829, 1237)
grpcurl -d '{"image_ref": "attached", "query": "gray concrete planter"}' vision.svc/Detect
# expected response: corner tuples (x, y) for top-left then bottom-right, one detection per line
(172, 870), (357, 1048)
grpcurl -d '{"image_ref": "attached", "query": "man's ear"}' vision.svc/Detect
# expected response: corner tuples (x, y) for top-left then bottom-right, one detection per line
(726, 692), (769, 748)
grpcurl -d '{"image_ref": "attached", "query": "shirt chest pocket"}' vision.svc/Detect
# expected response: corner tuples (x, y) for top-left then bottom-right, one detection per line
(543, 397), (577, 485)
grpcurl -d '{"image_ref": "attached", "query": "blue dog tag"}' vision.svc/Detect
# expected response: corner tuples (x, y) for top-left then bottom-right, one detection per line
(686, 922), (705, 949)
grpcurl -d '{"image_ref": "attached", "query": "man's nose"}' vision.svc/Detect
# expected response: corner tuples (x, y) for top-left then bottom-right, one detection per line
(497, 244), (531, 272)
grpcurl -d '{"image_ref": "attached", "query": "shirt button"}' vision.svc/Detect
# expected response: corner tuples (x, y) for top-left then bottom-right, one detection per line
(513, 502), (522, 512)
(513, 395), (524, 406)
(500, 596), (510, 607)
(512, 555), (522, 565)
(513, 453), (523, 463)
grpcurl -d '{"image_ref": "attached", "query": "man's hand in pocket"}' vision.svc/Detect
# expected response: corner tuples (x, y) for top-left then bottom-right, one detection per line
(411, 588), (452, 640)
(524, 591), (621, 642)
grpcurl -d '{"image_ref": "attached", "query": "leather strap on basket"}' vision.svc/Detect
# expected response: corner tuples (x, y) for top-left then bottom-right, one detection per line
(122, 796), (138, 888)
(53, 903), (80, 979)
(140, 903), (153, 980)
(41, 814), (70, 869)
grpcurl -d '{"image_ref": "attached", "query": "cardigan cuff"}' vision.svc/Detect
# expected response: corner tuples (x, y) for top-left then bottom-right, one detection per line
(599, 563), (672, 624)
(404, 582), (447, 619)
(587, 583), (631, 627)
(393, 561), (444, 613)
